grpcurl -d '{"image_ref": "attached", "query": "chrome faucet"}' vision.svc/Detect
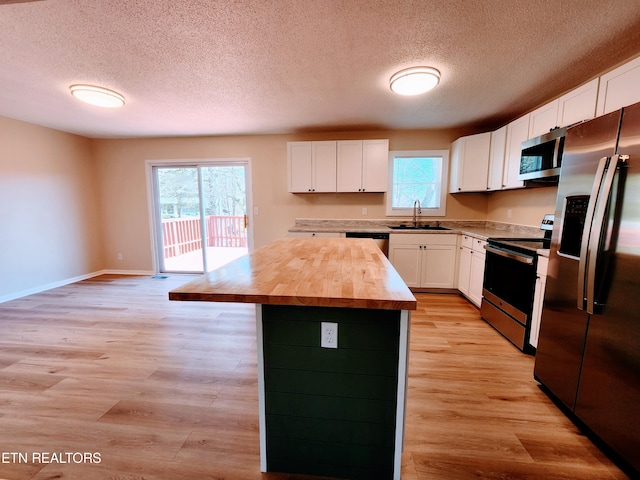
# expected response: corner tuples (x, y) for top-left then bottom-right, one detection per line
(412, 199), (422, 227)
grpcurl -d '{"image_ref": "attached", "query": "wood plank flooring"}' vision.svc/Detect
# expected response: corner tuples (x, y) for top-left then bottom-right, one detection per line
(0, 274), (629, 479)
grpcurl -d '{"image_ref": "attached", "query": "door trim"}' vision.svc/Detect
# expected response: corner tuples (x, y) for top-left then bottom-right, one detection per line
(145, 158), (254, 274)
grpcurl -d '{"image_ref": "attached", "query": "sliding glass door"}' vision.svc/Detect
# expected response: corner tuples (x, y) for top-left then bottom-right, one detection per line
(152, 162), (250, 273)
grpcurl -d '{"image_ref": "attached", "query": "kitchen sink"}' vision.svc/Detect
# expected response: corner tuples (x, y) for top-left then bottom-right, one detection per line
(389, 225), (450, 231)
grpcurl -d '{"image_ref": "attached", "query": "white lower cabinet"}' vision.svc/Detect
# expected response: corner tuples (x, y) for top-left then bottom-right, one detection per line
(389, 234), (457, 289)
(457, 234), (487, 307)
(529, 255), (549, 349)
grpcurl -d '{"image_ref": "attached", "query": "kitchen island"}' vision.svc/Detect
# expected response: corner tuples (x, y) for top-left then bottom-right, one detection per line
(169, 237), (416, 480)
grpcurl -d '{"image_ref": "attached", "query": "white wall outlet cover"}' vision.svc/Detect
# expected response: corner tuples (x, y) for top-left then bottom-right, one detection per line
(321, 322), (338, 349)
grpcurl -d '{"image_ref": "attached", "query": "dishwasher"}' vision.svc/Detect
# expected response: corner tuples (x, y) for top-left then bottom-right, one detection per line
(345, 231), (390, 257)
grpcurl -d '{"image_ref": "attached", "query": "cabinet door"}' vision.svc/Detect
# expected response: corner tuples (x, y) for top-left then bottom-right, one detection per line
(421, 245), (456, 288)
(503, 114), (529, 189)
(488, 126), (507, 191)
(362, 139), (389, 192)
(312, 141), (337, 192)
(596, 55), (640, 116)
(451, 133), (491, 193)
(468, 251), (486, 307)
(557, 78), (598, 127)
(460, 133), (490, 191)
(388, 243), (421, 288)
(528, 100), (559, 139)
(530, 256), (549, 349)
(449, 138), (463, 193)
(337, 140), (364, 192)
(288, 142), (313, 192)
(458, 246), (472, 295)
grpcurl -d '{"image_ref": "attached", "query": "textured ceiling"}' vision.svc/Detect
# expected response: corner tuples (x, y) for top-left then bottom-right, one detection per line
(2, 0), (640, 139)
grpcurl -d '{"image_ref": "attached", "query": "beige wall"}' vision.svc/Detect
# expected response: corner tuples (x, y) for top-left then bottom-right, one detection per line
(0, 115), (553, 299)
(92, 128), (492, 272)
(486, 186), (557, 226)
(0, 116), (103, 300)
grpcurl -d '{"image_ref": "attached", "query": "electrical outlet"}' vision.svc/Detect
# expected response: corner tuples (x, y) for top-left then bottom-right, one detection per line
(507, 208), (512, 219)
(117, 253), (123, 261)
(321, 322), (338, 349)
(362, 207), (368, 216)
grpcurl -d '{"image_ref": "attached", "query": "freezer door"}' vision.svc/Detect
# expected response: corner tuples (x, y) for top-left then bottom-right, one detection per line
(534, 110), (621, 411)
(574, 102), (640, 475)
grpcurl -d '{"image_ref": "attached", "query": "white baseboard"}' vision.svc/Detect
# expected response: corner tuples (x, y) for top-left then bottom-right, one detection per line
(0, 269), (155, 304)
(101, 269), (155, 276)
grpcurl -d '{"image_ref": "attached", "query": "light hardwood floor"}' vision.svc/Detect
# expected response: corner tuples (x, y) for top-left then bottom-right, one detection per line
(0, 275), (629, 480)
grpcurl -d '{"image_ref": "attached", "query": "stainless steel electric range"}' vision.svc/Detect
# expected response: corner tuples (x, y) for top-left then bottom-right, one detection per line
(480, 216), (552, 353)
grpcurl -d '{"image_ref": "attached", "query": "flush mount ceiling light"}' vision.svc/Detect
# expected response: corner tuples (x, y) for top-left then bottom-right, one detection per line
(69, 84), (125, 108)
(389, 67), (441, 96)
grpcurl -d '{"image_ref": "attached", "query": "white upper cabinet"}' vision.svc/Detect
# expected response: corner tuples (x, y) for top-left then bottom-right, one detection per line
(597, 55), (640, 116)
(288, 141), (337, 193)
(449, 132), (491, 193)
(526, 78), (599, 140)
(337, 139), (388, 192)
(557, 78), (599, 127)
(362, 139), (389, 192)
(487, 126), (507, 191)
(503, 114), (529, 189)
(529, 99), (560, 138)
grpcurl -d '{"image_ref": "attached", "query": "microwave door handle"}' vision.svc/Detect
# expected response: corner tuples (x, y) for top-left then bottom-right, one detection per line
(584, 155), (623, 314)
(552, 138), (562, 168)
(577, 156), (609, 311)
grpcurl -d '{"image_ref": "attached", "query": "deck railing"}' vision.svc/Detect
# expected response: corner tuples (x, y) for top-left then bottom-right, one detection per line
(162, 215), (247, 258)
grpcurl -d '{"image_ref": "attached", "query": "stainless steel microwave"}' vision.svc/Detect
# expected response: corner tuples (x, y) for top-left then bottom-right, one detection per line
(519, 127), (566, 182)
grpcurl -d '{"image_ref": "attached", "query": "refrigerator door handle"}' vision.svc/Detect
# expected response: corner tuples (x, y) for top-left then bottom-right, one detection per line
(582, 155), (624, 314)
(578, 156), (610, 311)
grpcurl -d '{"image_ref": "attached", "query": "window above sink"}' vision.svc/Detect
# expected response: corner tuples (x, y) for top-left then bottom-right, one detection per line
(386, 150), (450, 217)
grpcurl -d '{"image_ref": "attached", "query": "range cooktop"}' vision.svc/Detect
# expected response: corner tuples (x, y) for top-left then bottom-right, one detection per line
(488, 237), (551, 254)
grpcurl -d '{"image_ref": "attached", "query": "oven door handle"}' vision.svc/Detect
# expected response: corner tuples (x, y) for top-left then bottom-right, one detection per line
(484, 245), (534, 264)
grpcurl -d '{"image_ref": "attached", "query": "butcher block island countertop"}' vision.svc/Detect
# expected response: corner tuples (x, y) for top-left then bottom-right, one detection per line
(169, 237), (417, 310)
(170, 237), (415, 480)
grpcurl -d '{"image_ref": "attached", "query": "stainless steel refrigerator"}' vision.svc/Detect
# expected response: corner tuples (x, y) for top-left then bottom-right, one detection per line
(534, 101), (640, 476)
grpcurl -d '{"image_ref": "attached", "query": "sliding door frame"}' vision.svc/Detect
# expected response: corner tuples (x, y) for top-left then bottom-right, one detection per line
(145, 158), (254, 274)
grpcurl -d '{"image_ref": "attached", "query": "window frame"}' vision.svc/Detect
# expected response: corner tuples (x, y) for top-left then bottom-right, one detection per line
(385, 149), (449, 217)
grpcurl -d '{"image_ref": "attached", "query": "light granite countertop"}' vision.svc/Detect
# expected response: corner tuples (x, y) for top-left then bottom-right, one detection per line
(288, 218), (547, 241)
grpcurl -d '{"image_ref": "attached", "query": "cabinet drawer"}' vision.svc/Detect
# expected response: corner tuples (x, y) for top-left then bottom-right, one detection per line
(461, 235), (473, 249)
(390, 233), (457, 246)
(472, 238), (487, 253)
